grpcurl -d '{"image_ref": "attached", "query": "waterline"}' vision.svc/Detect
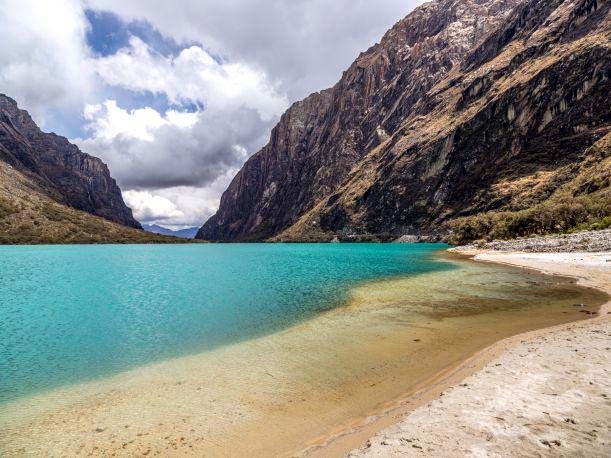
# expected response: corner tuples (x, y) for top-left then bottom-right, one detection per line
(1, 249), (606, 457)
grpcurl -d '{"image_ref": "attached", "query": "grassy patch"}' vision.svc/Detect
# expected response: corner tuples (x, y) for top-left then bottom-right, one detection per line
(0, 196), (18, 219)
(41, 202), (69, 222)
(447, 190), (610, 244)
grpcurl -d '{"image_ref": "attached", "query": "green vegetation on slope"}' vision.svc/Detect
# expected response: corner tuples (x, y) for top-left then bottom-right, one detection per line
(447, 133), (611, 245)
(0, 163), (192, 245)
(0, 196), (18, 219)
(447, 191), (610, 245)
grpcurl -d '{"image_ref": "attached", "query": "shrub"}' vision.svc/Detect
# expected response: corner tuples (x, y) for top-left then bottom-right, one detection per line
(447, 190), (611, 244)
(0, 197), (18, 219)
(41, 202), (68, 222)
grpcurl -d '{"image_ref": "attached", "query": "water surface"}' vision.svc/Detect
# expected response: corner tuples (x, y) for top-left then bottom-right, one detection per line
(0, 243), (451, 402)
(0, 244), (606, 457)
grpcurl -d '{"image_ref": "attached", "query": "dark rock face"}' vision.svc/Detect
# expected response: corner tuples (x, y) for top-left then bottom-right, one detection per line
(198, 0), (610, 241)
(0, 94), (141, 229)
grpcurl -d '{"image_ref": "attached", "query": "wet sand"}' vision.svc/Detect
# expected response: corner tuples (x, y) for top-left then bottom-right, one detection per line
(0, 253), (607, 457)
(347, 250), (610, 458)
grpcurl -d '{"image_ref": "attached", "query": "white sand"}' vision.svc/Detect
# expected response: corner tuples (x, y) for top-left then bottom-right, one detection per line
(2, 251), (608, 457)
(349, 251), (611, 457)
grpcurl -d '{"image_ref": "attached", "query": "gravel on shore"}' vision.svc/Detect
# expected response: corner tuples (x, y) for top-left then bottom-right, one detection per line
(454, 229), (611, 253)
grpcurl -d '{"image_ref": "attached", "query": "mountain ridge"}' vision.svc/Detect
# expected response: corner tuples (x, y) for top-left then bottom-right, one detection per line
(198, 0), (610, 242)
(0, 94), (190, 244)
(143, 224), (199, 239)
(0, 94), (141, 229)
(0, 160), (188, 244)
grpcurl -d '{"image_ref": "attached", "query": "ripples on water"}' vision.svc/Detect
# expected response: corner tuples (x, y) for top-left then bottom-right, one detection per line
(1, 244), (607, 457)
(0, 243), (451, 402)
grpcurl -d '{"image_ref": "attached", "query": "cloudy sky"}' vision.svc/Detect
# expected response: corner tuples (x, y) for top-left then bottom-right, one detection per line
(0, 0), (422, 229)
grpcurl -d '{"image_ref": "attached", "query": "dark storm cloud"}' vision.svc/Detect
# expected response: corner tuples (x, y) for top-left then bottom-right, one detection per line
(85, 0), (423, 100)
(78, 106), (272, 190)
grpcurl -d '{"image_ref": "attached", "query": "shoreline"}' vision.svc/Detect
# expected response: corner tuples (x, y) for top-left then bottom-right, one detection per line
(1, 247), (607, 457)
(331, 249), (610, 457)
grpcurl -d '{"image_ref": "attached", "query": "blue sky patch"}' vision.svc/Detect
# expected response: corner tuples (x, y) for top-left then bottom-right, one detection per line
(39, 10), (210, 140)
(102, 86), (172, 115)
(85, 10), (186, 57)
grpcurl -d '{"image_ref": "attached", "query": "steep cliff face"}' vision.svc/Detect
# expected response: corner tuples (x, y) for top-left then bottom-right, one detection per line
(199, 0), (523, 241)
(0, 160), (188, 244)
(198, 0), (610, 242)
(0, 94), (141, 229)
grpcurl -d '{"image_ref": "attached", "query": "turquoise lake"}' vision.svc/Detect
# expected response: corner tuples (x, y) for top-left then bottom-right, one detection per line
(0, 243), (451, 403)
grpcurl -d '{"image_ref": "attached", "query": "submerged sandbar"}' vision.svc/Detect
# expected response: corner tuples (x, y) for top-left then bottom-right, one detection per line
(0, 253), (607, 457)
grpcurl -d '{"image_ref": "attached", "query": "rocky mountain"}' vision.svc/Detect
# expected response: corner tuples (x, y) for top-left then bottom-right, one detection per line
(198, 0), (610, 242)
(0, 160), (187, 244)
(143, 224), (199, 239)
(0, 94), (141, 229)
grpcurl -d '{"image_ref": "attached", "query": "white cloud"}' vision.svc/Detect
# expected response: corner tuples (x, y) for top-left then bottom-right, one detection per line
(0, 0), (93, 125)
(122, 169), (237, 226)
(123, 190), (184, 222)
(84, 0), (424, 100)
(83, 100), (198, 141)
(75, 99), (268, 191)
(141, 171), (237, 226)
(93, 37), (288, 120)
(74, 37), (288, 226)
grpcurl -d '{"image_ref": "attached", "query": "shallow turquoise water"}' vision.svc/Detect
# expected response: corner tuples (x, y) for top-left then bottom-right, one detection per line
(0, 243), (451, 403)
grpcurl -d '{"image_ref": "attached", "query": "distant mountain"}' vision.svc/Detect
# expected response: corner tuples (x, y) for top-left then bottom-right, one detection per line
(198, 0), (610, 242)
(143, 224), (199, 239)
(0, 94), (141, 229)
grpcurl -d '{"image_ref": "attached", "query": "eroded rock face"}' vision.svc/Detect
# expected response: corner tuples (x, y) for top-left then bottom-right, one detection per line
(0, 94), (141, 229)
(198, 0), (610, 241)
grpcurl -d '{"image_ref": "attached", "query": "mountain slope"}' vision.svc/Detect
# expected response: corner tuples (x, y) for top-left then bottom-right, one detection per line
(0, 94), (141, 229)
(198, 0), (610, 242)
(0, 161), (186, 244)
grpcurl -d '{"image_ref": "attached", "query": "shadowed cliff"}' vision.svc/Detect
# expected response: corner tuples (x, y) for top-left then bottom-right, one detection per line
(0, 94), (141, 229)
(198, 0), (610, 242)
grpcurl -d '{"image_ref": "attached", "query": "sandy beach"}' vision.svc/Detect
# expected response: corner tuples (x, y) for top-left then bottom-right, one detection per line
(1, 240), (608, 457)
(346, 247), (610, 457)
(3, 245), (606, 457)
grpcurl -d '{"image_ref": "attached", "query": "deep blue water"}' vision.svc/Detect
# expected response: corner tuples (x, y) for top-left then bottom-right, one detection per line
(0, 243), (451, 403)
